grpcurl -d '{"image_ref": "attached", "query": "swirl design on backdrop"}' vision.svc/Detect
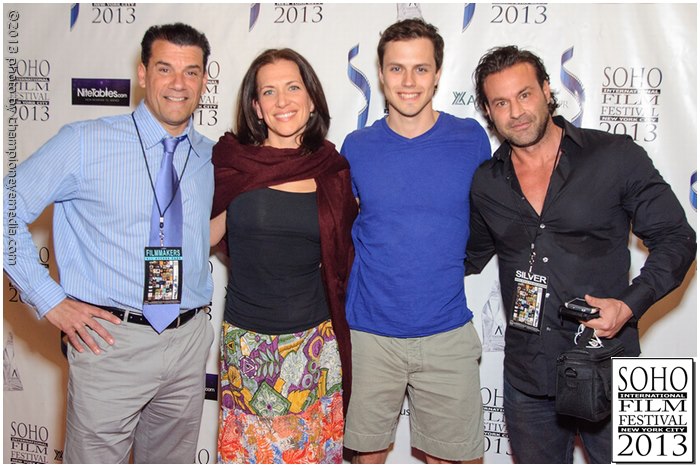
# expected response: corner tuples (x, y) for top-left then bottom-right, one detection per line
(463, 3), (476, 32)
(560, 46), (585, 127)
(249, 3), (260, 32)
(70, 3), (79, 31)
(347, 44), (372, 129)
(691, 171), (697, 211)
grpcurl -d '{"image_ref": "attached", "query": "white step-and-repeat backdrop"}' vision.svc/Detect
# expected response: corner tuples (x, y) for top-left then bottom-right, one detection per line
(3, 3), (696, 464)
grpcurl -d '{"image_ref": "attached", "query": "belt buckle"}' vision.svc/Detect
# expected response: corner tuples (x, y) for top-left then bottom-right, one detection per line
(120, 309), (131, 323)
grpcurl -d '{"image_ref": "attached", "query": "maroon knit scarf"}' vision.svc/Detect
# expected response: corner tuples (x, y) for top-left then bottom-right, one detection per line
(211, 132), (350, 216)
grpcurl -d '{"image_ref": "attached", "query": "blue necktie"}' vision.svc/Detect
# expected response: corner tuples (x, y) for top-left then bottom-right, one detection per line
(143, 136), (184, 333)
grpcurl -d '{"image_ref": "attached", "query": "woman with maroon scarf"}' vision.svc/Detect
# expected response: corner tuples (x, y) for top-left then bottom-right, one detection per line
(210, 48), (356, 464)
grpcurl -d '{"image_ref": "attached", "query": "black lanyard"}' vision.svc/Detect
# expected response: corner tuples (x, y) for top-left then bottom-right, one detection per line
(510, 128), (565, 273)
(131, 113), (192, 220)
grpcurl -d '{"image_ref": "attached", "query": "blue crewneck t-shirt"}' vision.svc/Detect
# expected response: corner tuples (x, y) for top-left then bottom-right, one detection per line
(341, 112), (490, 337)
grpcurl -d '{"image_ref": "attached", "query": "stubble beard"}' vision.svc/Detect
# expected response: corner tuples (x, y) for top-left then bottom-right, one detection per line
(507, 114), (550, 149)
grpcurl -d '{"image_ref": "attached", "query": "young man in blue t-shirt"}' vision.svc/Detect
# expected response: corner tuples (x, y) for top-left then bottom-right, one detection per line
(341, 18), (491, 464)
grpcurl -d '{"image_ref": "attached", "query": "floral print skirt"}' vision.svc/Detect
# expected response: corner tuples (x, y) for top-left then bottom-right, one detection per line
(218, 320), (344, 464)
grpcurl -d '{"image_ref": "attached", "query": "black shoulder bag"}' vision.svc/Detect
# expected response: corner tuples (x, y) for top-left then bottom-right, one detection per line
(555, 326), (624, 422)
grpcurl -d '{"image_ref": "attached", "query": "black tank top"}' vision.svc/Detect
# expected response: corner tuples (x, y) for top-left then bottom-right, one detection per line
(224, 187), (329, 334)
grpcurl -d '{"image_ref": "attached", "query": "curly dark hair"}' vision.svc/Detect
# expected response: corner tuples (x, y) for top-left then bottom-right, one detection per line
(473, 45), (559, 129)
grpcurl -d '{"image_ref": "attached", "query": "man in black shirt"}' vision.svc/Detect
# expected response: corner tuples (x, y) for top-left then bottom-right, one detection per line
(467, 45), (696, 463)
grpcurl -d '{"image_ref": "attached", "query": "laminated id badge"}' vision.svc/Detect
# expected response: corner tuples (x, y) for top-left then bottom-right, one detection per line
(143, 247), (182, 304)
(509, 269), (547, 333)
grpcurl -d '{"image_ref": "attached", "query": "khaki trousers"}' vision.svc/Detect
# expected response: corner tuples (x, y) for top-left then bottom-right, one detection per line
(64, 310), (214, 463)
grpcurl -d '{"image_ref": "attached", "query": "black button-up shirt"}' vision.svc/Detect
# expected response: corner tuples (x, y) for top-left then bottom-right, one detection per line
(466, 116), (696, 396)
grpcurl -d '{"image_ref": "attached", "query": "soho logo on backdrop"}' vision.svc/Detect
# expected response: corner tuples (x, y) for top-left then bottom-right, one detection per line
(600, 65), (663, 143)
(612, 358), (695, 463)
(481, 386), (511, 456)
(8, 421), (50, 464)
(14, 59), (51, 122)
(196, 61), (221, 128)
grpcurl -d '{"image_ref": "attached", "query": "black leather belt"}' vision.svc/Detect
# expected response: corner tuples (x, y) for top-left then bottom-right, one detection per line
(100, 306), (200, 330)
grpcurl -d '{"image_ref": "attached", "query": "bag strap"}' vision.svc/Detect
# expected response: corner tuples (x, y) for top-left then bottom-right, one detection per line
(574, 326), (599, 348)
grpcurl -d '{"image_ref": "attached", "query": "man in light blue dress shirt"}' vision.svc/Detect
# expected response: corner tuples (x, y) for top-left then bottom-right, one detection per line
(3, 23), (215, 463)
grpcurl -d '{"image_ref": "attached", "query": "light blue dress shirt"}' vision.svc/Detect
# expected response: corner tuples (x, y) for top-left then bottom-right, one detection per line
(3, 101), (214, 317)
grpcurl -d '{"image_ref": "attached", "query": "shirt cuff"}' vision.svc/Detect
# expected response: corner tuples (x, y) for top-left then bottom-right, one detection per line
(618, 282), (656, 320)
(24, 280), (67, 319)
